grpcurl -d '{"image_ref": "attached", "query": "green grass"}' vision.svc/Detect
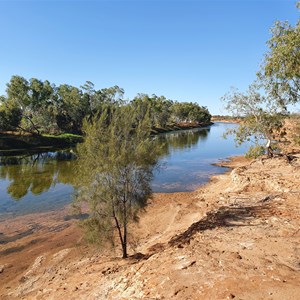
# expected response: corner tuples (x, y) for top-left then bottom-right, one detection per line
(42, 133), (82, 139)
(0, 132), (83, 150)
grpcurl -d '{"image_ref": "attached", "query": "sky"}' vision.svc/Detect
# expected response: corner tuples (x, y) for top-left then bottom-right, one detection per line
(0, 0), (299, 115)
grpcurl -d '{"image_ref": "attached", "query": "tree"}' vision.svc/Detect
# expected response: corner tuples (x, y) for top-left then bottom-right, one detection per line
(56, 84), (88, 133)
(131, 94), (173, 128)
(95, 85), (124, 105)
(259, 3), (300, 106)
(29, 79), (57, 133)
(0, 96), (22, 131)
(222, 3), (300, 157)
(75, 105), (161, 258)
(171, 102), (211, 124)
(5, 75), (56, 134)
(186, 103), (211, 123)
(222, 83), (287, 158)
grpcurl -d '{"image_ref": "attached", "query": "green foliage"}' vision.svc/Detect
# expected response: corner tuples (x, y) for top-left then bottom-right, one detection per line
(79, 217), (115, 247)
(56, 84), (87, 133)
(75, 105), (162, 258)
(222, 3), (300, 157)
(259, 3), (300, 106)
(0, 96), (22, 131)
(42, 133), (83, 144)
(171, 102), (211, 123)
(222, 83), (287, 157)
(2, 75), (211, 136)
(131, 94), (173, 128)
(245, 145), (265, 158)
(5, 75), (59, 134)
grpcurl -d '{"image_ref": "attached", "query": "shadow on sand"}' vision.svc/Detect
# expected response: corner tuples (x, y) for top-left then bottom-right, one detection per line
(169, 202), (276, 247)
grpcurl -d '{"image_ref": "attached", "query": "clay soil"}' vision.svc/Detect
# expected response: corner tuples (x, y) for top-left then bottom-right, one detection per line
(0, 152), (300, 299)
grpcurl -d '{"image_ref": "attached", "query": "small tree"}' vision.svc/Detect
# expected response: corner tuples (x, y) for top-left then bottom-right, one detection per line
(75, 106), (160, 258)
(222, 83), (287, 158)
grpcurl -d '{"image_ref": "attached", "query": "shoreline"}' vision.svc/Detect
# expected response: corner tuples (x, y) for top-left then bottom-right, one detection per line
(0, 151), (236, 222)
(0, 122), (214, 153)
(0, 155), (245, 276)
(1, 152), (299, 299)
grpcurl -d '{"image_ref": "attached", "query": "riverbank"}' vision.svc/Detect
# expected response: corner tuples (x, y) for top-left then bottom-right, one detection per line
(0, 151), (299, 299)
(211, 117), (241, 123)
(151, 121), (214, 134)
(0, 133), (83, 152)
(0, 122), (213, 152)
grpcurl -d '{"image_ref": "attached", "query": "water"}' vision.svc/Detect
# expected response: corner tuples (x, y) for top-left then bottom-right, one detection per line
(153, 122), (248, 192)
(0, 122), (248, 219)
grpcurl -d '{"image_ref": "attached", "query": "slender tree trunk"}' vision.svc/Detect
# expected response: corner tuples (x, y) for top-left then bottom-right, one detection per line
(17, 125), (31, 134)
(24, 115), (40, 135)
(266, 138), (273, 158)
(122, 236), (127, 259)
(112, 206), (126, 258)
(122, 196), (128, 259)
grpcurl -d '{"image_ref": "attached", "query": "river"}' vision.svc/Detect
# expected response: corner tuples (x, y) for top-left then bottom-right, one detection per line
(0, 122), (248, 220)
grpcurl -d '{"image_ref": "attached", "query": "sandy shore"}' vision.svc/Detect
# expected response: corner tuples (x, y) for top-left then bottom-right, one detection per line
(0, 153), (300, 299)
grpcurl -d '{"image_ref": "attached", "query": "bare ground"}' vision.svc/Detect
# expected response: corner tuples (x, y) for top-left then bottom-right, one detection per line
(0, 153), (300, 299)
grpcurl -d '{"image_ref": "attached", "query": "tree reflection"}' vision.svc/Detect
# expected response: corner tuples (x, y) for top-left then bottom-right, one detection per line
(159, 128), (210, 153)
(0, 150), (75, 200)
(0, 128), (211, 201)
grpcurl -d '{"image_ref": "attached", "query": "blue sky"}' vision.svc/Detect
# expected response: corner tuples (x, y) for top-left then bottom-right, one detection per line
(0, 0), (299, 114)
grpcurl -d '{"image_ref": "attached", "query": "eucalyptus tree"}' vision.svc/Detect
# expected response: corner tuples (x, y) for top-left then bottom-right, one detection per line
(222, 83), (287, 157)
(171, 102), (211, 123)
(151, 95), (173, 128)
(95, 85), (125, 105)
(75, 105), (161, 258)
(259, 4), (300, 107)
(6, 75), (33, 132)
(5, 75), (56, 134)
(0, 95), (22, 131)
(131, 94), (154, 125)
(56, 84), (89, 133)
(222, 2), (300, 157)
(186, 103), (211, 123)
(29, 78), (57, 133)
(131, 94), (174, 128)
(81, 81), (96, 116)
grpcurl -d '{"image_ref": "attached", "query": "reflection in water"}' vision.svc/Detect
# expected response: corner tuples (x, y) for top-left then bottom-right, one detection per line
(0, 123), (248, 218)
(160, 128), (209, 152)
(0, 129), (211, 201)
(0, 151), (75, 200)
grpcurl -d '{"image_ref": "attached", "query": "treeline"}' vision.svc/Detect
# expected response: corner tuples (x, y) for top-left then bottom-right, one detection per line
(211, 115), (241, 120)
(0, 75), (211, 135)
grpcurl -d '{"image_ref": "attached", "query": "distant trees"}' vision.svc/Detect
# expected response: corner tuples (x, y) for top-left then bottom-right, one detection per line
(171, 102), (211, 123)
(75, 106), (161, 258)
(5, 76), (56, 134)
(0, 76), (211, 135)
(56, 84), (87, 133)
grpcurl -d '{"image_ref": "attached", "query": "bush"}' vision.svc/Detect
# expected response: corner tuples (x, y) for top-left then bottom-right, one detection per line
(245, 145), (265, 158)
